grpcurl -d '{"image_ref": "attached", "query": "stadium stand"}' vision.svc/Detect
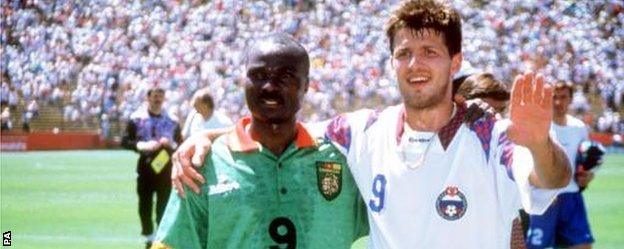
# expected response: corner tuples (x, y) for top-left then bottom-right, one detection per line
(1, 0), (622, 142)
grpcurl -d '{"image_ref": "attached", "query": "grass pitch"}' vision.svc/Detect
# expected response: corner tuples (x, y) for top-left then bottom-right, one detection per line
(1, 151), (623, 248)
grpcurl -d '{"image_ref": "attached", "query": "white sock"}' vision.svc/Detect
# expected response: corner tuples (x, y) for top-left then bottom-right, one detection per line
(144, 233), (155, 242)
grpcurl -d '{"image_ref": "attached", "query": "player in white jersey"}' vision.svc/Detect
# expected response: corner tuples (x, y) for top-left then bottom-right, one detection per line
(322, 1), (570, 247)
(170, 1), (571, 248)
(526, 82), (595, 249)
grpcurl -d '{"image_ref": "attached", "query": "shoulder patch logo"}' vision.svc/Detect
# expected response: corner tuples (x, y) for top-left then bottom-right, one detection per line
(316, 161), (342, 201)
(436, 186), (468, 221)
(209, 174), (240, 196)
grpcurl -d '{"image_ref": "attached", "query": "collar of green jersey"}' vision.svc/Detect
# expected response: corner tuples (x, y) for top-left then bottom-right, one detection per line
(226, 116), (317, 153)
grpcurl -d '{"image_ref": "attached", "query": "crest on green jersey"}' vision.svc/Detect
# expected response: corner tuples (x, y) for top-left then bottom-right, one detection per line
(316, 161), (342, 201)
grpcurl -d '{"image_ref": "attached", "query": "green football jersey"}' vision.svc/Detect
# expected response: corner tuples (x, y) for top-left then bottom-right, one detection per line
(154, 118), (368, 249)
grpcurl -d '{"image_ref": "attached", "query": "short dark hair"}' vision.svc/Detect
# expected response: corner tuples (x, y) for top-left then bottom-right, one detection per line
(244, 33), (310, 77)
(385, 0), (462, 55)
(452, 74), (471, 96)
(554, 80), (574, 96)
(147, 87), (165, 97)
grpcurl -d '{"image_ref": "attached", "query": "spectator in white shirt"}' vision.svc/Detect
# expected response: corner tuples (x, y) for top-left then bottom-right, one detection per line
(182, 87), (233, 139)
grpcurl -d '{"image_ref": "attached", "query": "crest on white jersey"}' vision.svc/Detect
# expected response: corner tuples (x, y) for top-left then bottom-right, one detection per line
(436, 186), (467, 221)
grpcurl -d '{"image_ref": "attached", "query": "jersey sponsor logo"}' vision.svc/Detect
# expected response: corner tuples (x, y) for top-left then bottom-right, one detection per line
(436, 186), (467, 221)
(316, 161), (342, 201)
(408, 137), (431, 143)
(208, 174), (240, 196)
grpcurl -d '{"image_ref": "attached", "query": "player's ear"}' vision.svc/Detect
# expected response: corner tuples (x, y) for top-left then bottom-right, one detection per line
(453, 94), (466, 104)
(390, 55), (397, 69)
(450, 53), (463, 76)
(303, 78), (309, 94)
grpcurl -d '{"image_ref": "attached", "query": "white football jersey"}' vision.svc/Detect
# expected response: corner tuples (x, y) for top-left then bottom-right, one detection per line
(324, 104), (560, 249)
(552, 114), (589, 193)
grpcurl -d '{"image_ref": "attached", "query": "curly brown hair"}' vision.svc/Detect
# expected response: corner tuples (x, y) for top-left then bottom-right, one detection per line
(458, 73), (510, 101)
(385, 0), (462, 56)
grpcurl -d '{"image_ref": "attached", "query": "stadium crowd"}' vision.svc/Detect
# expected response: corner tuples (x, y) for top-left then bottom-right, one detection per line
(1, 0), (622, 134)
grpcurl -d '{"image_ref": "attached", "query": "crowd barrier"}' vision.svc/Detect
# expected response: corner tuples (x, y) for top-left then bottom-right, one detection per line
(0, 131), (621, 151)
(589, 132), (618, 147)
(0, 131), (106, 151)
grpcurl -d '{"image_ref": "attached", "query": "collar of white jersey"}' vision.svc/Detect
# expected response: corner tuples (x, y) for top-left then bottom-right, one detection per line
(395, 102), (468, 150)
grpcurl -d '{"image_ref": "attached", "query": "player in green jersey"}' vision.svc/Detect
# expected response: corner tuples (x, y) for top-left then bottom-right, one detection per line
(152, 33), (368, 249)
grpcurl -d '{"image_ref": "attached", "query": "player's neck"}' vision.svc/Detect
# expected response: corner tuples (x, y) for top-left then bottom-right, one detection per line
(148, 107), (162, 116)
(553, 113), (567, 126)
(404, 101), (454, 132)
(250, 118), (297, 156)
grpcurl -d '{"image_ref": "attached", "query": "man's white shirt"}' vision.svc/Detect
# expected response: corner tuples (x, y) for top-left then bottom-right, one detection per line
(319, 104), (561, 249)
(182, 109), (233, 138)
(552, 114), (589, 193)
